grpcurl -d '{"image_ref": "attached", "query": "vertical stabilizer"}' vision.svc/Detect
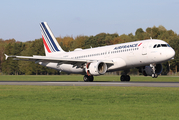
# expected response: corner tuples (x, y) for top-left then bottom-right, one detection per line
(40, 22), (65, 56)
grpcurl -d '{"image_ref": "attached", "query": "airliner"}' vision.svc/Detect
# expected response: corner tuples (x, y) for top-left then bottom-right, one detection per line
(5, 22), (175, 82)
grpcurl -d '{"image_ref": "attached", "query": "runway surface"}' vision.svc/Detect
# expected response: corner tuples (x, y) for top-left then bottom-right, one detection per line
(0, 81), (179, 87)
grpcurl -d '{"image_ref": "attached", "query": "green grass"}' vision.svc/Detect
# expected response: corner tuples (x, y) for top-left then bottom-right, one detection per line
(0, 75), (178, 119)
(0, 75), (179, 82)
(0, 86), (179, 120)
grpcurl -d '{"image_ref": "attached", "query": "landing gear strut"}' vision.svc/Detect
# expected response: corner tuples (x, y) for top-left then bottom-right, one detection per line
(83, 75), (94, 82)
(150, 64), (158, 78)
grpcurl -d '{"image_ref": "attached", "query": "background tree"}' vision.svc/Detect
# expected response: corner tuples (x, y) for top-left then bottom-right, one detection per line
(169, 36), (179, 73)
(135, 28), (144, 40)
(1, 25), (179, 75)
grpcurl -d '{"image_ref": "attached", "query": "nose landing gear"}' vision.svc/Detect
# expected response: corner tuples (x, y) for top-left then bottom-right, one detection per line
(150, 64), (158, 78)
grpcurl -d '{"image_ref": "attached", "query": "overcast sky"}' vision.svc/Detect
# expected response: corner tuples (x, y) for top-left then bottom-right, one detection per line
(0, 0), (179, 42)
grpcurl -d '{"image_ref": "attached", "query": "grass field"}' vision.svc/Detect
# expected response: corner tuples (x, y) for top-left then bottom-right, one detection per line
(0, 75), (179, 82)
(0, 75), (179, 120)
(0, 86), (179, 120)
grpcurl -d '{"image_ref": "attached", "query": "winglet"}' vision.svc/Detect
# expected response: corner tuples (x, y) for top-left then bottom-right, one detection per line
(4, 54), (8, 60)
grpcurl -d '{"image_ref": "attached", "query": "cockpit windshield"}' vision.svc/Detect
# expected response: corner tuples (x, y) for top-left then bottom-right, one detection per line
(161, 44), (167, 47)
(153, 44), (171, 48)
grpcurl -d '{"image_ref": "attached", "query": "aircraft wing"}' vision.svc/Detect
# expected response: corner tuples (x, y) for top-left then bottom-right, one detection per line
(5, 54), (114, 64)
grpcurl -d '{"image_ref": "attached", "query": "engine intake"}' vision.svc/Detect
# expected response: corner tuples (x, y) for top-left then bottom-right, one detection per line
(85, 62), (107, 76)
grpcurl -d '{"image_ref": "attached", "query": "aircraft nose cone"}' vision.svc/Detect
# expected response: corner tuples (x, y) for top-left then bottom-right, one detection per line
(166, 48), (175, 59)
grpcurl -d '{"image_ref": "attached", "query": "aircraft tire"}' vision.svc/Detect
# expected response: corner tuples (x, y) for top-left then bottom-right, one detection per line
(154, 74), (158, 78)
(126, 75), (130, 81)
(120, 75), (130, 82)
(89, 76), (94, 82)
(120, 75), (125, 81)
(84, 75), (89, 82)
(152, 74), (155, 78)
(83, 75), (94, 82)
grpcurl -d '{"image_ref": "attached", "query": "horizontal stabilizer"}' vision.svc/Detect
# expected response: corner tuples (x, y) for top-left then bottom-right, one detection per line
(4, 54), (16, 60)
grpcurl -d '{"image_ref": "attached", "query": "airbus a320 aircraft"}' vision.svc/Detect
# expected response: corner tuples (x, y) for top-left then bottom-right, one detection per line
(5, 22), (175, 82)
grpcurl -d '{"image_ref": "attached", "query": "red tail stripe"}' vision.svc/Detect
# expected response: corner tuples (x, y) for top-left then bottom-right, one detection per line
(42, 35), (51, 53)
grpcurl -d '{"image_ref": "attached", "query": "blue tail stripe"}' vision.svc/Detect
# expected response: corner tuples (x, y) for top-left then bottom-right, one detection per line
(41, 23), (60, 52)
(40, 24), (55, 52)
(41, 31), (55, 52)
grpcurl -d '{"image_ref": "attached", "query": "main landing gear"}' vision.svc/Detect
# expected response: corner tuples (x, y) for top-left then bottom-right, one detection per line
(83, 75), (94, 82)
(120, 70), (130, 82)
(83, 74), (130, 82)
(120, 75), (130, 82)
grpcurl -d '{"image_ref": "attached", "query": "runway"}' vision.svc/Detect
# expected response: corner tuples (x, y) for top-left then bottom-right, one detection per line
(0, 81), (179, 87)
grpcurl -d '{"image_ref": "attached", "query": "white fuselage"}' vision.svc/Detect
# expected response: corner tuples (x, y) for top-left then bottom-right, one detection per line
(39, 39), (175, 75)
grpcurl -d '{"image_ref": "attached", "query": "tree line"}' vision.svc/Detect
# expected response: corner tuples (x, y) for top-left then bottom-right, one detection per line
(0, 25), (178, 75)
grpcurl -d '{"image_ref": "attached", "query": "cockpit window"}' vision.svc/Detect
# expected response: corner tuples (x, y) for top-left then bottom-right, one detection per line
(153, 44), (157, 48)
(153, 44), (170, 48)
(161, 44), (167, 47)
(157, 44), (161, 48)
(167, 44), (171, 47)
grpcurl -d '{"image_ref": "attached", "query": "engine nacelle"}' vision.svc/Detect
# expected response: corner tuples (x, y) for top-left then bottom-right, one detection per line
(140, 64), (163, 76)
(85, 62), (107, 76)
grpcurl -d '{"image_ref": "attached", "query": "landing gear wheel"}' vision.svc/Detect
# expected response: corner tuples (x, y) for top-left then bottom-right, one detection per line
(152, 74), (155, 78)
(126, 75), (130, 81)
(89, 76), (94, 82)
(83, 75), (89, 82)
(154, 74), (158, 78)
(83, 75), (94, 82)
(152, 74), (158, 78)
(120, 75), (130, 82)
(120, 75), (126, 81)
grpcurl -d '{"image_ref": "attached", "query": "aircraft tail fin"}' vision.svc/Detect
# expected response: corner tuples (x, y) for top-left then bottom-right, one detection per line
(40, 22), (65, 56)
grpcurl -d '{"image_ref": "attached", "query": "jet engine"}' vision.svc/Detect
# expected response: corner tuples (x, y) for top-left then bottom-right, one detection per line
(139, 63), (163, 76)
(85, 62), (107, 76)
